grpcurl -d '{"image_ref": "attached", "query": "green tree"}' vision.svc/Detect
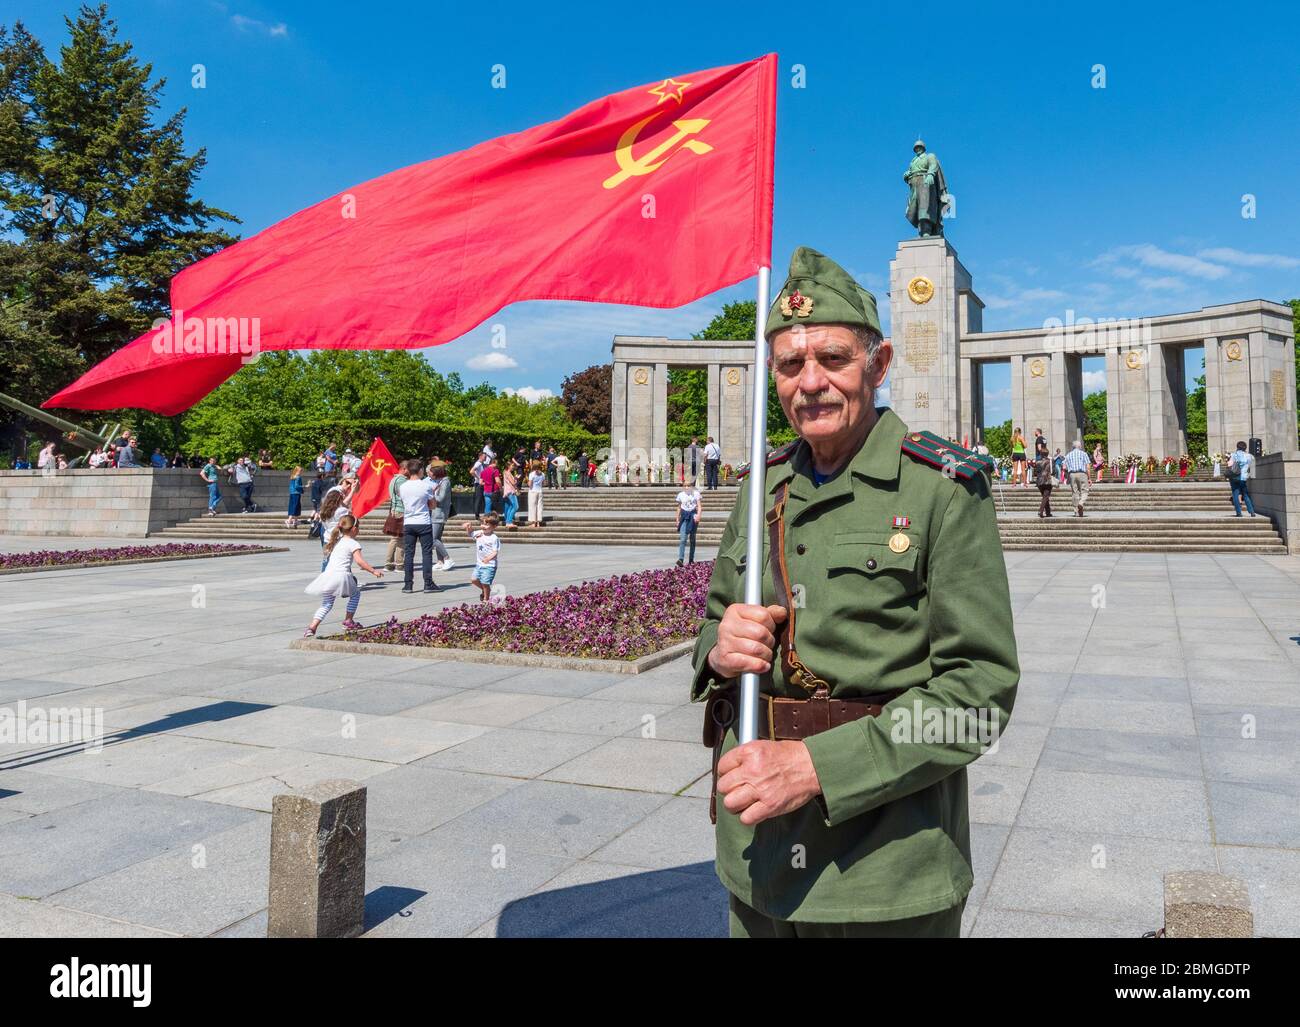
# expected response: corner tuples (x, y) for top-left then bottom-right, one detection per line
(1082, 390), (1107, 437)
(983, 419), (1012, 459)
(560, 363), (611, 433)
(0, 4), (238, 437)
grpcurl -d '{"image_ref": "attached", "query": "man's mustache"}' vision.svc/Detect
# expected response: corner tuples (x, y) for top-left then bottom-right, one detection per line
(792, 393), (843, 412)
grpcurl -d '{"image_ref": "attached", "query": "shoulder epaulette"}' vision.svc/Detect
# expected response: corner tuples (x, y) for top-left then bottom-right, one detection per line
(735, 440), (800, 480)
(900, 431), (993, 481)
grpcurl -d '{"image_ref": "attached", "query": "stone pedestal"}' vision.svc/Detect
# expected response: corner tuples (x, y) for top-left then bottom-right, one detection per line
(267, 779), (367, 939)
(888, 237), (981, 440)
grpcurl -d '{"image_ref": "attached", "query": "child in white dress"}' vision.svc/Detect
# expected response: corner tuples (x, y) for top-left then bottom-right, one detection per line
(304, 515), (382, 636)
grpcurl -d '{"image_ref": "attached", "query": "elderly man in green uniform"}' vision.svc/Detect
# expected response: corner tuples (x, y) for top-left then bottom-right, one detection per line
(692, 247), (1019, 938)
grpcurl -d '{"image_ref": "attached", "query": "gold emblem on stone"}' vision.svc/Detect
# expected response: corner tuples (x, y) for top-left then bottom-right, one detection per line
(906, 276), (934, 304)
(633, 368), (649, 385)
(725, 368), (741, 386)
(1225, 340), (1243, 361)
(889, 532), (911, 554)
(1125, 351), (1142, 370)
(779, 289), (813, 318)
(1029, 358), (1046, 378)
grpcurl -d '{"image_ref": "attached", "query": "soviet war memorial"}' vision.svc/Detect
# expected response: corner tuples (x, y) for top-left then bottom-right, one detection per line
(0, 0), (1297, 1007)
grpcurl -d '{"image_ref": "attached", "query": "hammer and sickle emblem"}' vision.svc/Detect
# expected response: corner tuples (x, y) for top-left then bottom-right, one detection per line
(371, 458), (389, 472)
(1125, 351), (1142, 370)
(602, 114), (713, 189)
(1225, 340), (1243, 361)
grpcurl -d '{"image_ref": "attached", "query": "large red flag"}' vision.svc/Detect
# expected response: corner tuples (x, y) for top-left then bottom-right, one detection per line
(45, 55), (777, 414)
(350, 437), (400, 520)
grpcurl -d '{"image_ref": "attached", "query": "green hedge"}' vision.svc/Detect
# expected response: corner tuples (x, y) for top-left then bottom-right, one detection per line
(264, 420), (609, 486)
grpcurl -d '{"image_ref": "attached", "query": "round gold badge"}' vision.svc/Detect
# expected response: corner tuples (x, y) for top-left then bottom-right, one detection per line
(633, 368), (649, 385)
(1125, 351), (1142, 370)
(726, 368), (741, 386)
(907, 276), (934, 304)
(889, 532), (911, 554)
(1029, 358), (1046, 378)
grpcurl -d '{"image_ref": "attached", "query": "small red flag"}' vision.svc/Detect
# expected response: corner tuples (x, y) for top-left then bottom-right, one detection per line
(45, 55), (778, 414)
(350, 438), (400, 520)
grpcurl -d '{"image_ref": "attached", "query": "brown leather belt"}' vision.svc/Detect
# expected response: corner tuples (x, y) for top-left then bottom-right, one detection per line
(705, 688), (901, 823)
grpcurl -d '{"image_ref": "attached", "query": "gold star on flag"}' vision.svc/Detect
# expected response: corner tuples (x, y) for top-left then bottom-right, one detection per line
(648, 77), (691, 104)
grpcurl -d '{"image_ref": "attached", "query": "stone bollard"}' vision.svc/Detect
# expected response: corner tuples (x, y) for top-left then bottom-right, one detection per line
(1163, 871), (1253, 938)
(267, 779), (367, 938)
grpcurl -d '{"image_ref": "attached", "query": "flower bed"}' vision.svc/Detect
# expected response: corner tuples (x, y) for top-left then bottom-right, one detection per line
(0, 542), (279, 572)
(347, 562), (713, 661)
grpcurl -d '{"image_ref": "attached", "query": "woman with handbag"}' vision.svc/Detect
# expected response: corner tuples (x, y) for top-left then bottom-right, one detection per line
(1035, 451), (1054, 518)
(383, 466), (408, 571)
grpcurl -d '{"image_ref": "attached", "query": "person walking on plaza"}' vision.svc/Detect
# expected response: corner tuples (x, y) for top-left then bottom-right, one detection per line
(545, 446), (558, 487)
(466, 513), (502, 602)
(480, 456), (501, 515)
(554, 450), (568, 489)
(200, 456), (222, 516)
(384, 463), (408, 571)
(314, 475), (355, 569)
(399, 459), (441, 593)
(1034, 449), (1054, 518)
(285, 465), (304, 528)
(687, 436), (701, 483)
(1010, 428), (1027, 486)
(428, 459), (455, 569)
(1092, 442), (1105, 483)
(303, 514), (382, 637)
(577, 449), (589, 487)
(1063, 439), (1091, 516)
(309, 470), (326, 515)
(470, 452), (486, 516)
(1227, 441), (1256, 517)
(527, 461), (546, 528)
(704, 436), (721, 489)
(501, 460), (520, 529)
(675, 477), (702, 565)
(692, 246), (1017, 938)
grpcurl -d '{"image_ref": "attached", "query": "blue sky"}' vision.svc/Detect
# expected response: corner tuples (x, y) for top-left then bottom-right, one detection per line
(8, 0), (1298, 422)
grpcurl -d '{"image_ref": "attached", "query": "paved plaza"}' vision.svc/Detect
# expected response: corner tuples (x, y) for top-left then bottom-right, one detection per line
(0, 534), (1297, 937)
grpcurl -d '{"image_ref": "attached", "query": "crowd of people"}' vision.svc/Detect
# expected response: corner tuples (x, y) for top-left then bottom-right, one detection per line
(300, 450), (500, 636)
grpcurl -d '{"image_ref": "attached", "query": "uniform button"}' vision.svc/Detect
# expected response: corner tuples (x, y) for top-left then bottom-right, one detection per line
(796, 544), (806, 555)
(866, 558), (878, 570)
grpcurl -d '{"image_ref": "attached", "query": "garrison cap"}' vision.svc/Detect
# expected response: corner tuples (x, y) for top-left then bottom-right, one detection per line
(763, 246), (883, 341)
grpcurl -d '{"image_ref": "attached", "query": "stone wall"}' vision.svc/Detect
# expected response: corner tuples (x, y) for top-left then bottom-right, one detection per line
(0, 468), (296, 537)
(1251, 451), (1300, 554)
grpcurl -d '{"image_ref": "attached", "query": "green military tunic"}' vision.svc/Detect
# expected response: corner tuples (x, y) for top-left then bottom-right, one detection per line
(690, 407), (1019, 924)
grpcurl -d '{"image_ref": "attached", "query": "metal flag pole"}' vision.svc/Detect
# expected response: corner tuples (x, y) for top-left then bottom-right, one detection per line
(737, 265), (772, 745)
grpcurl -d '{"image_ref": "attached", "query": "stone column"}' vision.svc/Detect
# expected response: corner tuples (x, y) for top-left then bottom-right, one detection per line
(719, 365), (747, 467)
(706, 363), (720, 449)
(1147, 343), (1184, 457)
(1104, 347), (1121, 459)
(1217, 335), (1253, 453)
(959, 356), (975, 445)
(1203, 336), (1223, 457)
(610, 360), (628, 464)
(652, 361), (668, 469)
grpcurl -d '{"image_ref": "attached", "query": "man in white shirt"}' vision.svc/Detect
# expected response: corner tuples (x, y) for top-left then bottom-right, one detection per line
(399, 459), (440, 592)
(1227, 441), (1256, 517)
(703, 437), (722, 490)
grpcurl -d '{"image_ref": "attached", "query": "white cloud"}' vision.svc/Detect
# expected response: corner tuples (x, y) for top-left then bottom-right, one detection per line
(1094, 244), (1229, 281)
(1197, 247), (1300, 270)
(503, 386), (554, 403)
(466, 351), (518, 371)
(231, 13), (288, 36)
(1081, 369), (1106, 392)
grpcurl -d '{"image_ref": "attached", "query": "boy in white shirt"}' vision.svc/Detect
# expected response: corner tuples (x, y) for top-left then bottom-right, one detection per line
(675, 479), (703, 566)
(466, 513), (502, 602)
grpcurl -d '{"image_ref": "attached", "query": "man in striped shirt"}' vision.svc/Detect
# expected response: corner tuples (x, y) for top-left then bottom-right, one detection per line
(1062, 440), (1092, 516)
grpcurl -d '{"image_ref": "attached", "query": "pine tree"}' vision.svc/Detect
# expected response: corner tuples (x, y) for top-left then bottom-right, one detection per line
(0, 3), (239, 434)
